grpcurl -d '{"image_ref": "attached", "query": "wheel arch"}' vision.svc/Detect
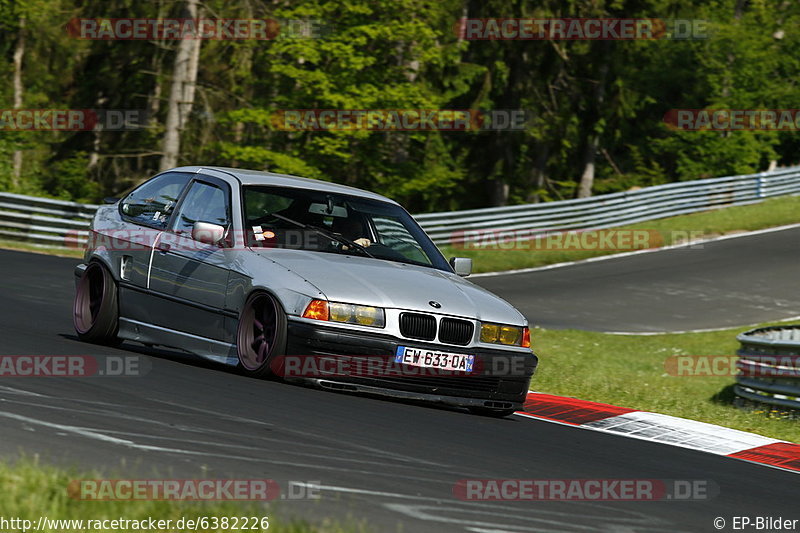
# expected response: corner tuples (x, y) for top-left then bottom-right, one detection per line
(241, 287), (289, 316)
(235, 282), (322, 321)
(85, 250), (119, 281)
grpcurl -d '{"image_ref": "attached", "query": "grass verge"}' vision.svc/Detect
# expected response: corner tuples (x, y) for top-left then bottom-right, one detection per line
(440, 194), (800, 273)
(0, 459), (363, 533)
(530, 320), (800, 443)
(0, 239), (85, 259)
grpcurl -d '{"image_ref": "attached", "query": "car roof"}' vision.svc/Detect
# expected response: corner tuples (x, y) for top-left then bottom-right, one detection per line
(172, 166), (399, 205)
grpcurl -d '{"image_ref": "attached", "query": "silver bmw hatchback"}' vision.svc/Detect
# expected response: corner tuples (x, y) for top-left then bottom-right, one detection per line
(73, 166), (537, 416)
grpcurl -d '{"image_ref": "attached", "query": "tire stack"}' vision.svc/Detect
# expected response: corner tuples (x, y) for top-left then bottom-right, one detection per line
(735, 326), (800, 414)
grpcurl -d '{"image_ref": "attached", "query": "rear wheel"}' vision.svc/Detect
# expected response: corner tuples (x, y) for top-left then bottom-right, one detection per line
(237, 292), (287, 378)
(73, 262), (120, 344)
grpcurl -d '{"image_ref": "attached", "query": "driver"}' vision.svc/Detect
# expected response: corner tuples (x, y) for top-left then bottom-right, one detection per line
(332, 216), (372, 249)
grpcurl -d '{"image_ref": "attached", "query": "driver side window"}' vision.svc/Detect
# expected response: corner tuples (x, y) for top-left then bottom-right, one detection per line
(172, 181), (230, 239)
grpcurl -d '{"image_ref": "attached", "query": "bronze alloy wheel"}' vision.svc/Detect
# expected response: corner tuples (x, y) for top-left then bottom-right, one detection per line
(237, 292), (287, 377)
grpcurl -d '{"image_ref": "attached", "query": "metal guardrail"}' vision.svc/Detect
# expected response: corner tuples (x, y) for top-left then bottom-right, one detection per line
(0, 192), (97, 248)
(415, 166), (800, 246)
(1, 165), (799, 249)
(735, 326), (800, 412)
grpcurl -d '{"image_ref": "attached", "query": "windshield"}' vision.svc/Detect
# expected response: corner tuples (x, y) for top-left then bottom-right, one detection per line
(242, 185), (451, 271)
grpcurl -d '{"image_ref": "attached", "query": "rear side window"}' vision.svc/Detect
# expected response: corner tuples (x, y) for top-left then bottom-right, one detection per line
(120, 172), (192, 229)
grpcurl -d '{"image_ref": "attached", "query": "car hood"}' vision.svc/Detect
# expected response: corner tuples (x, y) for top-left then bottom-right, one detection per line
(253, 249), (526, 325)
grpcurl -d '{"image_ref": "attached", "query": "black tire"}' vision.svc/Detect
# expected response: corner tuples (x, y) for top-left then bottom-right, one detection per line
(236, 292), (288, 378)
(469, 407), (516, 418)
(73, 262), (120, 345)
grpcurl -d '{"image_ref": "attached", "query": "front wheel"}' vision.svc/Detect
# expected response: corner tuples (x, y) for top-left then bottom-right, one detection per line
(73, 262), (120, 344)
(236, 292), (287, 378)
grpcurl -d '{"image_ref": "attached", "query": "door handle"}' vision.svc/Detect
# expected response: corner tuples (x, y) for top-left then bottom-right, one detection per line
(157, 242), (171, 253)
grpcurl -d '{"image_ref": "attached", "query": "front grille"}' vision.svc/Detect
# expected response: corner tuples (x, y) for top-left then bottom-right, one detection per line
(439, 318), (474, 345)
(399, 312), (436, 341)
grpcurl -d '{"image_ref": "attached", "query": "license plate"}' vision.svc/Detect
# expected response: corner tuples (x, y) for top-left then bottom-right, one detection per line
(395, 346), (474, 372)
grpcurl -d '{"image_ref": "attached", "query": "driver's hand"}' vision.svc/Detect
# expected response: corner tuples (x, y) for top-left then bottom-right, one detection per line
(353, 238), (372, 248)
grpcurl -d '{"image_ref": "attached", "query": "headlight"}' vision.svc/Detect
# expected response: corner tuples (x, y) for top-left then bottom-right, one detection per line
(303, 300), (385, 328)
(480, 323), (530, 347)
(480, 324), (500, 343)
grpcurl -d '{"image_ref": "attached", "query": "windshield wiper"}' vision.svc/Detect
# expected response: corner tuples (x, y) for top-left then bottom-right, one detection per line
(272, 213), (376, 258)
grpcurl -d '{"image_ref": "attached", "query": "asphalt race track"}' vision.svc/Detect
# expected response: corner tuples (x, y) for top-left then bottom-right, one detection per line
(475, 226), (800, 332)
(1, 238), (799, 532)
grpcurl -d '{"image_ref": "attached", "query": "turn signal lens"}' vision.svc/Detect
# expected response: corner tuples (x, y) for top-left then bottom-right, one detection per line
(302, 299), (329, 321)
(521, 327), (531, 348)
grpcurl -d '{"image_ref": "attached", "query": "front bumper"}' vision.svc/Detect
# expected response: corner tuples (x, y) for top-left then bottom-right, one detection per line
(285, 320), (538, 409)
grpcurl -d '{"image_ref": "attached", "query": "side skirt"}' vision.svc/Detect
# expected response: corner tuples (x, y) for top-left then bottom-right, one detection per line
(118, 317), (239, 366)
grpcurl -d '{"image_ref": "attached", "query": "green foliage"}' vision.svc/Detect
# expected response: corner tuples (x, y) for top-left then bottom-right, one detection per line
(652, 130), (777, 181)
(1, 0), (799, 209)
(0, 137), (14, 190)
(42, 151), (101, 202)
(0, 459), (338, 533)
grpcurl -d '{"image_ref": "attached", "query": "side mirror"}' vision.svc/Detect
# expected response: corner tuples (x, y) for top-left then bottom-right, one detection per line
(192, 222), (226, 245)
(449, 257), (472, 277)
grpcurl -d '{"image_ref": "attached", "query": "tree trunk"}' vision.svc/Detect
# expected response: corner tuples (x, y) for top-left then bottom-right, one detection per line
(181, 19), (201, 132)
(12, 16), (26, 188)
(526, 143), (549, 203)
(487, 135), (511, 207)
(88, 95), (108, 171)
(489, 179), (509, 207)
(148, 60), (162, 126)
(160, 0), (201, 171)
(577, 134), (600, 198)
(577, 43), (611, 199)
